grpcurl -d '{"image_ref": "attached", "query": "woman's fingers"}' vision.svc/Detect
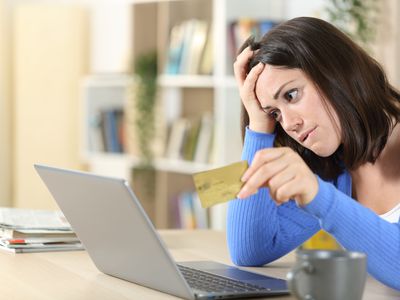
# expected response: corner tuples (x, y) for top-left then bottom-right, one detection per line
(241, 148), (288, 182)
(268, 168), (297, 202)
(238, 158), (289, 199)
(271, 178), (299, 204)
(241, 62), (264, 101)
(233, 46), (274, 133)
(233, 46), (254, 86)
(237, 147), (318, 206)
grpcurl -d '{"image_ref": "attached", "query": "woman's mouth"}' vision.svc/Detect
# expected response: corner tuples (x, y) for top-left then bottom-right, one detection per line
(299, 127), (316, 143)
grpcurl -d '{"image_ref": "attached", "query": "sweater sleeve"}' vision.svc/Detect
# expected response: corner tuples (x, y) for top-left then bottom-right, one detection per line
(302, 177), (400, 291)
(226, 127), (320, 266)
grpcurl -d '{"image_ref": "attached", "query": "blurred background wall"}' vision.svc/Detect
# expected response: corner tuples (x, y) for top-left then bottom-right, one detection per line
(13, 4), (88, 208)
(0, 0), (90, 208)
(0, 0), (13, 207)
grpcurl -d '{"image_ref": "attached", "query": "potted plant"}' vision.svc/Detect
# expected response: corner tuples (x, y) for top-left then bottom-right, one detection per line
(325, 0), (378, 49)
(129, 51), (158, 221)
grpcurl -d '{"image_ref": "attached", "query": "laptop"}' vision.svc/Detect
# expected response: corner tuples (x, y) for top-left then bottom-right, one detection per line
(35, 164), (289, 299)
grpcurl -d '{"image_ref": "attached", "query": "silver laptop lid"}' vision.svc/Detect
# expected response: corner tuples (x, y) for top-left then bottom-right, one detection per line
(35, 164), (194, 300)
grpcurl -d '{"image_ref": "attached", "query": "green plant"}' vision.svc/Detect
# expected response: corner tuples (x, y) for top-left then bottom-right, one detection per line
(133, 51), (158, 167)
(325, 0), (379, 48)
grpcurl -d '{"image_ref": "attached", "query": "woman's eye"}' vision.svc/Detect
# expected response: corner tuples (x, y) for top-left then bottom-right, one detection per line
(269, 110), (281, 121)
(284, 89), (298, 101)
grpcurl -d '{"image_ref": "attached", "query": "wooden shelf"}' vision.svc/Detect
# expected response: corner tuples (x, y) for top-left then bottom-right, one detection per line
(158, 74), (214, 88)
(86, 152), (216, 175)
(158, 74), (237, 88)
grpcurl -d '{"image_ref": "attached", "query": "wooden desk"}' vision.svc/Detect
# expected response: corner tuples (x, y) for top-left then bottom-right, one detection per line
(0, 230), (399, 300)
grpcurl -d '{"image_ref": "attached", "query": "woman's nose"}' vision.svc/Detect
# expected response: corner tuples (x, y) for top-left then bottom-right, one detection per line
(281, 110), (302, 132)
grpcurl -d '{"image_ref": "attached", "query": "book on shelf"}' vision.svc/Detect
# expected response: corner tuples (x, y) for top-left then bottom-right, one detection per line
(0, 207), (83, 253)
(165, 118), (190, 160)
(228, 18), (278, 62)
(182, 118), (201, 161)
(178, 19), (197, 74)
(89, 108), (125, 153)
(101, 108), (125, 153)
(187, 20), (208, 75)
(178, 192), (196, 229)
(193, 113), (214, 164)
(88, 111), (105, 152)
(164, 22), (185, 75)
(165, 114), (214, 164)
(164, 19), (212, 75)
(198, 23), (213, 75)
(192, 193), (208, 229)
(180, 19), (209, 75)
(172, 191), (208, 229)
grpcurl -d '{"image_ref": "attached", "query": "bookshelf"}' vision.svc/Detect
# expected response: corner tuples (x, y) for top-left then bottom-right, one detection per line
(81, 0), (325, 230)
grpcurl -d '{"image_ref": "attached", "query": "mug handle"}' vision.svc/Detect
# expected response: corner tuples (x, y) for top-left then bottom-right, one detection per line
(286, 261), (315, 300)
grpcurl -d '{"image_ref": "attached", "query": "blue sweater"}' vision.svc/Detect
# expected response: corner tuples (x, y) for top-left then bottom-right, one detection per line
(227, 127), (400, 290)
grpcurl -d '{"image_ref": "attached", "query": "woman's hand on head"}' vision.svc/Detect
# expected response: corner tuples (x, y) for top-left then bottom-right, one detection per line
(233, 46), (276, 134)
(237, 147), (319, 206)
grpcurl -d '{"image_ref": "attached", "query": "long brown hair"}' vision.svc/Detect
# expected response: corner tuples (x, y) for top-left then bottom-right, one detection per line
(240, 17), (400, 180)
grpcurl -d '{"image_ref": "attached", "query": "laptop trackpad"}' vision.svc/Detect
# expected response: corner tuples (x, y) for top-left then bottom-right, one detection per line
(178, 261), (287, 290)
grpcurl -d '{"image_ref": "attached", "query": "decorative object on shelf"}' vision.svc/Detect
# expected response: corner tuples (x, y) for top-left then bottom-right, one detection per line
(325, 0), (379, 49)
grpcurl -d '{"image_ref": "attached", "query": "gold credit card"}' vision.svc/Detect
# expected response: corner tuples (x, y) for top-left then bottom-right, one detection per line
(192, 161), (248, 208)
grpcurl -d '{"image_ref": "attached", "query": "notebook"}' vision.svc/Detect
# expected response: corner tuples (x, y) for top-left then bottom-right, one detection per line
(35, 164), (289, 299)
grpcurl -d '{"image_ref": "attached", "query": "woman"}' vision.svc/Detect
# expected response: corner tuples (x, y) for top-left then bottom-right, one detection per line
(227, 16), (400, 290)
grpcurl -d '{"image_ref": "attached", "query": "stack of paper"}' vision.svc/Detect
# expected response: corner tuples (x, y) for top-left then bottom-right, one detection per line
(0, 207), (83, 253)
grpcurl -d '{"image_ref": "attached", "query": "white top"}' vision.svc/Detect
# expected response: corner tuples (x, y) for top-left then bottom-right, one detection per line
(379, 203), (400, 223)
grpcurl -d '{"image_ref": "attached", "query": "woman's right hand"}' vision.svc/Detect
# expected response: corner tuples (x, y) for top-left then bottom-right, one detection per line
(233, 46), (276, 133)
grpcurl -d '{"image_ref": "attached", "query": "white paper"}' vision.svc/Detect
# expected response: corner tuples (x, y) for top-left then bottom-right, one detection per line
(0, 207), (71, 230)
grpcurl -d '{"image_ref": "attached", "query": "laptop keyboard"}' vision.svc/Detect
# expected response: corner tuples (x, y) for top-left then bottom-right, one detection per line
(177, 264), (270, 293)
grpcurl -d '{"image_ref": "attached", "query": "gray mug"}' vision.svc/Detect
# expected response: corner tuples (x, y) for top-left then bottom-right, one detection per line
(286, 250), (367, 300)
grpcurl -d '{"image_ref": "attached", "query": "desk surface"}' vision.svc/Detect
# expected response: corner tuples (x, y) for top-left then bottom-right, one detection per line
(0, 230), (399, 300)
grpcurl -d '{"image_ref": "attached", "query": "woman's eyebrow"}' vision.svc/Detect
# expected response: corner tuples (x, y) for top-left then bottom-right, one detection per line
(261, 79), (297, 110)
(273, 79), (295, 99)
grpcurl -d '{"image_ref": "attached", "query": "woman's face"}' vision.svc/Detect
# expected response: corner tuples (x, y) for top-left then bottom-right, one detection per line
(255, 65), (342, 157)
